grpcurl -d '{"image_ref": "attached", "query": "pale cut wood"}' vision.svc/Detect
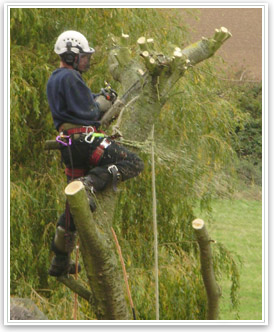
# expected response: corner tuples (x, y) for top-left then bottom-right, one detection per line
(141, 51), (149, 57)
(137, 36), (146, 44)
(65, 181), (84, 195)
(192, 218), (205, 230)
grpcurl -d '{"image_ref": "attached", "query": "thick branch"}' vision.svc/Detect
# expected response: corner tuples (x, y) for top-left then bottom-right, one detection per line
(181, 27), (232, 66)
(192, 218), (221, 320)
(65, 181), (130, 320)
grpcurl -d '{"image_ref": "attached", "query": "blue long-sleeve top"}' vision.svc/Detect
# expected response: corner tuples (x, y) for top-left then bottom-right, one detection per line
(47, 68), (101, 131)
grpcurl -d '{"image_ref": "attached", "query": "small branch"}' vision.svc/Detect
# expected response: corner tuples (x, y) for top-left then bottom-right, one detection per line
(192, 218), (221, 320)
(213, 27), (232, 43)
(147, 38), (155, 51)
(45, 140), (60, 150)
(101, 73), (149, 128)
(100, 99), (125, 128)
(111, 95), (140, 136)
(57, 275), (94, 304)
(137, 36), (148, 52)
(121, 33), (130, 46)
(140, 51), (157, 74)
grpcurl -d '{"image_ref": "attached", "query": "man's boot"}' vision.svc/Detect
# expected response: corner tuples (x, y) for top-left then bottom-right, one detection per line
(48, 226), (81, 277)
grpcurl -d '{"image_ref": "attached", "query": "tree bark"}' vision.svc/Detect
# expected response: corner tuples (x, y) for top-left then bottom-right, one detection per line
(53, 28), (231, 319)
(192, 218), (221, 320)
(64, 181), (130, 320)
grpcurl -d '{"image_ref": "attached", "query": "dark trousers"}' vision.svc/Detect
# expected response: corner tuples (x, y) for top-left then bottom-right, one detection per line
(56, 138), (144, 233)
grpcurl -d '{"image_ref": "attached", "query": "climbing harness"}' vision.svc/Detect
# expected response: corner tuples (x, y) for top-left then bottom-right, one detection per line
(56, 126), (123, 193)
(89, 137), (111, 165)
(65, 167), (88, 178)
(57, 126), (111, 176)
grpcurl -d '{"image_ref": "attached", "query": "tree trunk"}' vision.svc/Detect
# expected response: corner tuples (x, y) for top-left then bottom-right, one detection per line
(192, 219), (221, 320)
(56, 28), (231, 319)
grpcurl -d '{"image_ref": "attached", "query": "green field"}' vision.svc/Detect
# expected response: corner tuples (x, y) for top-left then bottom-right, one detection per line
(199, 198), (263, 320)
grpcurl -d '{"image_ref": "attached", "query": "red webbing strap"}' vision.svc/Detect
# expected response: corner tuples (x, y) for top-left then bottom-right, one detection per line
(65, 200), (70, 241)
(89, 146), (105, 166)
(65, 168), (88, 178)
(62, 127), (98, 135)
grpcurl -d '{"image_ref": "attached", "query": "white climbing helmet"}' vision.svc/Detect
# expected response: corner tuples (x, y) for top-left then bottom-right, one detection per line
(54, 30), (95, 55)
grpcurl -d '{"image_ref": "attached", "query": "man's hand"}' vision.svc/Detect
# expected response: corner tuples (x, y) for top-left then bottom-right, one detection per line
(100, 82), (118, 103)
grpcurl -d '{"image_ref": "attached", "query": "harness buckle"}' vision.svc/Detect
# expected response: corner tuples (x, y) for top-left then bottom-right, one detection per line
(108, 165), (120, 192)
(101, 138), (111, 149)
(108, 164), (119, 174)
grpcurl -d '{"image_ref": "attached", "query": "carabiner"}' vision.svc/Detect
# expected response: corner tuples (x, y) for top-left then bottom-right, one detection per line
(85, 132), (105, 144)
(85, 131), (95, 144)
(56, 134), (72, 146)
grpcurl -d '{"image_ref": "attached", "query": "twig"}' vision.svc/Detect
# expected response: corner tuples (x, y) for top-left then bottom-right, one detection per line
(112, 96), (140, 136)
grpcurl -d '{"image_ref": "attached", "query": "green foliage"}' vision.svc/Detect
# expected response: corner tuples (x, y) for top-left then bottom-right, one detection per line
(233, 83), (262, 161)
(10, 7), (244, 320)
(229, 83), (262, 186)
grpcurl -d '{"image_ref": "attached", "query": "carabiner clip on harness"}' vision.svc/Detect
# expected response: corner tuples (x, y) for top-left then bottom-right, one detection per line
(85, 132), (105, 144)
(56, 134), (72, 146)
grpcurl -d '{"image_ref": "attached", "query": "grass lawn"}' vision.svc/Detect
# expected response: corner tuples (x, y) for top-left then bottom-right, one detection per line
(198, 199), (263, 320)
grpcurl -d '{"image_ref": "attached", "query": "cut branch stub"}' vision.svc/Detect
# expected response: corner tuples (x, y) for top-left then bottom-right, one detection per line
(121, 32), (130, 46)
(64, 180), (130, 320)
(137, 36), (148, 52)
(181, 26), (232, 67)
(192, 218), (204, 230)
(192, 218), (221, 320)
(214, 26), (232, 42)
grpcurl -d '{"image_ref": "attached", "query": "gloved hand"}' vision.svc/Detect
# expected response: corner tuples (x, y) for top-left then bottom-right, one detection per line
(100, 87), (118, 103)
(95, 82), (118, 115)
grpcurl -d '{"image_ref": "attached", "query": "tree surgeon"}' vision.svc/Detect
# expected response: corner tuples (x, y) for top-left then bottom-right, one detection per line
(46, 30), (144, 277)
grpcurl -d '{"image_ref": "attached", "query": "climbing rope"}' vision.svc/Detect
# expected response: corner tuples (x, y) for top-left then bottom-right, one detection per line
(111, 227), (136, 320)
(73, 240), (80, 320)
(151, 125), (159, 320)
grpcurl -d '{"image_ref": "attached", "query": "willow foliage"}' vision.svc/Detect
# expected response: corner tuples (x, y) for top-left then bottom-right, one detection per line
(10, 8), (244, 320)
